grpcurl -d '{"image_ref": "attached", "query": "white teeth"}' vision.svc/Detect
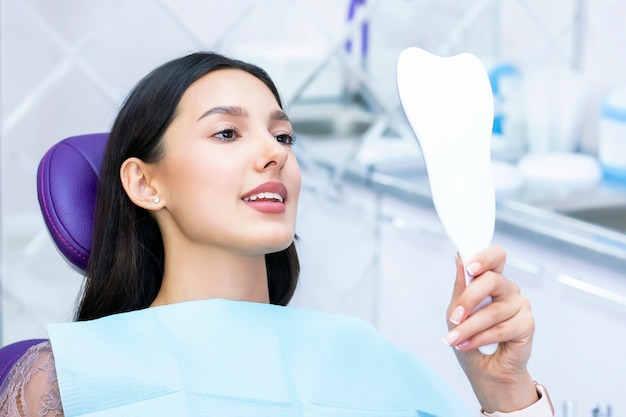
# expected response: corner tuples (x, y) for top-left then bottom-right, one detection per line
(243, 192), (284, 203)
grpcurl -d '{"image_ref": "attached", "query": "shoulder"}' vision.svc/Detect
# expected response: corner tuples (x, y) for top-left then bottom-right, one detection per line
(0, 341), (64, 417)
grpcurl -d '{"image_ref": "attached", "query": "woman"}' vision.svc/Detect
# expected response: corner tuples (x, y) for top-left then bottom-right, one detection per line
(0, 52), (552, 416)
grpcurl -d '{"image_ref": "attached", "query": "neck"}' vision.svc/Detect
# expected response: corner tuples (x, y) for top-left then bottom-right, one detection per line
(150, 245), (269, 308)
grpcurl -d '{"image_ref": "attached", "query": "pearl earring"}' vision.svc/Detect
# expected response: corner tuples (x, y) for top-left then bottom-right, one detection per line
(153, 197), (160, 204)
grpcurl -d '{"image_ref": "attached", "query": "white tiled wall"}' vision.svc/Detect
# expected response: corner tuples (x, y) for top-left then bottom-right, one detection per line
(1, 0), (626, 409)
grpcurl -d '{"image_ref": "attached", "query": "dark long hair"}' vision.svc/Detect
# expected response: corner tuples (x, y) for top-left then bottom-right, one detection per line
(77, 52), (299, 321)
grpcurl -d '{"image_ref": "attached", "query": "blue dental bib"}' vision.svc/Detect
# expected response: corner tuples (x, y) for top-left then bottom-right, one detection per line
(49, 299), (469, 416)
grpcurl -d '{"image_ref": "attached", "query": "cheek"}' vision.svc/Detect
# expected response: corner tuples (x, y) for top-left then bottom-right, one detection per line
(162, 152), (231, 202)
(288, 158), (302, 196)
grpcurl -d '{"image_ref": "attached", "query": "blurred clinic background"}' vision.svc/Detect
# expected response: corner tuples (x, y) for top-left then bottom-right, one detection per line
(2, 0), (626, 415)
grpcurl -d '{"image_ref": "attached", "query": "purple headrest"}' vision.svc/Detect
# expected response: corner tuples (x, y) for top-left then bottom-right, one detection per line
(37, 133), (108, 272)
(0, 339), (48, 387)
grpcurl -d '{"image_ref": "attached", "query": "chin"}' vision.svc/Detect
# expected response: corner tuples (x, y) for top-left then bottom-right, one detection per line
(262, 234), (296, 254)
(267, 241), (294, 254)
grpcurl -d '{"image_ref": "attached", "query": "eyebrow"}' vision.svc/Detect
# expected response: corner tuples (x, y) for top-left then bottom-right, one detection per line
(197, 106), (290, 122)
(270, 109), (290, 122)
(197, 106), (247, 120)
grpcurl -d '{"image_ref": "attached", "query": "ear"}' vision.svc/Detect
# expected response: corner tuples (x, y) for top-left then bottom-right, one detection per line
(120, 157), (163, 210)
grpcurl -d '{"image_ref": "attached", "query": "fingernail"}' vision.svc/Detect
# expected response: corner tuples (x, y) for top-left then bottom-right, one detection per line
(454, 340), (471, 350)
(449, 306), (465, 325)
(466, 262), (481, 276)
(442, 330), (461, 346)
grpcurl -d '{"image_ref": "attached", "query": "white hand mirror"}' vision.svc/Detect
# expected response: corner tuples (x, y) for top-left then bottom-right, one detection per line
(397, 47), (497, 355)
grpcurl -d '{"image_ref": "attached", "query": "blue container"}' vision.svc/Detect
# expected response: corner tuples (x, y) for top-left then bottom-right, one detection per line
(599, 87), (626, 181)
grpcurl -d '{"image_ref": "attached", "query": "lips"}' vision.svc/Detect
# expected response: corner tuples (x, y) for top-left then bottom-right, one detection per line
(242, 182), (288, 213)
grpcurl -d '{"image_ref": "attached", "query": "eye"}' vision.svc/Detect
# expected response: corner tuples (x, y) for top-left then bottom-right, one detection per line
(276, 133), (296, 145)
(213, 127), (240, 141)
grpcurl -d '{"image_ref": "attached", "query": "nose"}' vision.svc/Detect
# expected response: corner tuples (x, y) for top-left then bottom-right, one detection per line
(255, 132), (289, 172)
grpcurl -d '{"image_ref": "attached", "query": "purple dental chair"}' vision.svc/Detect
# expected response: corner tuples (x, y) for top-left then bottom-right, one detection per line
(0, 133), (108, 388)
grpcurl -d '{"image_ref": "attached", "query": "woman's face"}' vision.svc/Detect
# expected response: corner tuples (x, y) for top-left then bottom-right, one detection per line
(151, 69), (301, 256)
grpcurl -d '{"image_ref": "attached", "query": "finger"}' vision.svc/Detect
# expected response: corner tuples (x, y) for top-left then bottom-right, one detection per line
(448, 257), (505, 327)
(456, 308), (535, 353)
(459, 271), (521, 315)
(465, 245), (507, 276)
(448, 296), (533, 351)
(447, 253), (468, 327)
(451, 252), (467, 301)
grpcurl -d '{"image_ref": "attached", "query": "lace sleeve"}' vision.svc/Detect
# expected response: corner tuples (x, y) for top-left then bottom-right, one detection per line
(0, 341), (64, 417)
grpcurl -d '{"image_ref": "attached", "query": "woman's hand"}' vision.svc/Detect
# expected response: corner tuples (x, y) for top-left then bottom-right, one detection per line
(443, 245), (539, 413)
